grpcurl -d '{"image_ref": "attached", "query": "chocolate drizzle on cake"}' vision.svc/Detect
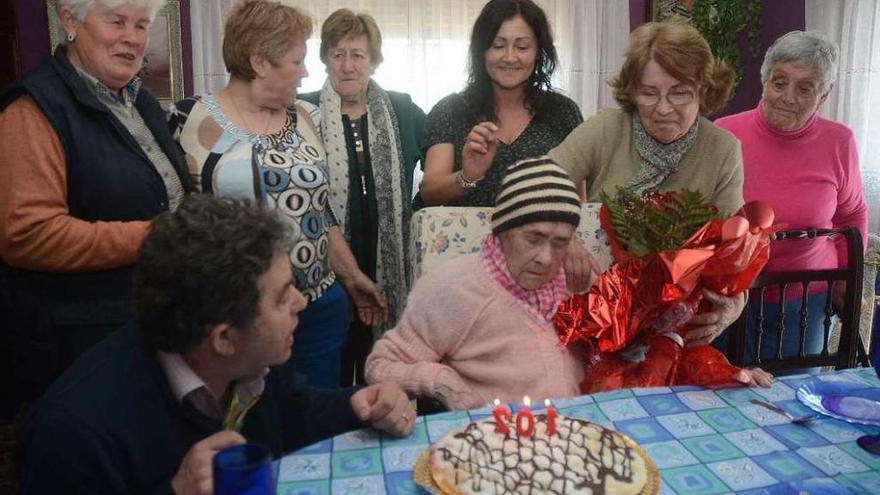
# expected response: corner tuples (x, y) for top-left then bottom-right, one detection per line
(434, 414), (642, 494)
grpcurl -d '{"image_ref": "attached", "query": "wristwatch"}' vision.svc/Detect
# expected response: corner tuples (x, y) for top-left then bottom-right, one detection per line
(457, 170), (480, 190)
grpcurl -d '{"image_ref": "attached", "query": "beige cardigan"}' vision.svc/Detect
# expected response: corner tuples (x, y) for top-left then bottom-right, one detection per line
(549, 108), (745, 214)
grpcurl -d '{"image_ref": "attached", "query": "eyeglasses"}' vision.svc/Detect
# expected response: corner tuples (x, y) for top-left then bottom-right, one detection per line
(634, 88), (696, 107)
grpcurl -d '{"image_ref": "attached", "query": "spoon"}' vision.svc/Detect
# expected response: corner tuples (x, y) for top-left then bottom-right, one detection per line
(750, 399), (819, 425)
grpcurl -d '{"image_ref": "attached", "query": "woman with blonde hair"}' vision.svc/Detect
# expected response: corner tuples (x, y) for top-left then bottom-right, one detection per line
(169, 0), (385, 388)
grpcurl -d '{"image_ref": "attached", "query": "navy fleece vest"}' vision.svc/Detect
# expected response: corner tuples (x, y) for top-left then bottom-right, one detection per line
(0, 48), (194, 399)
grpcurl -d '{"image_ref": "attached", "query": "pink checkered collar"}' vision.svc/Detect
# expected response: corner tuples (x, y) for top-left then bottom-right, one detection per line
(480, 233), (569, 322)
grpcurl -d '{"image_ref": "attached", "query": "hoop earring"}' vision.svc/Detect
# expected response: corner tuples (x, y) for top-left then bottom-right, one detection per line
(67, 32), (76, 42)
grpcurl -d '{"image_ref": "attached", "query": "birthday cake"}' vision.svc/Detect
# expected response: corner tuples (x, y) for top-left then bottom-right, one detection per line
(418, 414), (658, 495)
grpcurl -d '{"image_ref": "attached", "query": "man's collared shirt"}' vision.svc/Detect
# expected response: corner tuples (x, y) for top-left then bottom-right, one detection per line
(156, 351), (265, 421)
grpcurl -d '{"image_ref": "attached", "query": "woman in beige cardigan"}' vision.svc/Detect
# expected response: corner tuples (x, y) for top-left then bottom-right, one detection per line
(547, 21), (746, 349)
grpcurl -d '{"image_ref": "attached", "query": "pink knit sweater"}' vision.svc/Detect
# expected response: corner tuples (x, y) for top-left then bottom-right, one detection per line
(715, 104), (868, 296)
(364, 254), (585, 410)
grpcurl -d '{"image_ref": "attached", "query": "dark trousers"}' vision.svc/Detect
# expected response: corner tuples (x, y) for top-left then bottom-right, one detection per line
(340, 319), (373, 386)
(285, 282), (349, 389)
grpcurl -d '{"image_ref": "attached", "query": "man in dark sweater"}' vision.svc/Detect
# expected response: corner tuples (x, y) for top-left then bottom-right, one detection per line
(19, 195), (415, 494)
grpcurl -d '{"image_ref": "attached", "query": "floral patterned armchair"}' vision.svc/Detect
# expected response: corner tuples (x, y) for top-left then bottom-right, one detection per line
(409, 203), (614, 284)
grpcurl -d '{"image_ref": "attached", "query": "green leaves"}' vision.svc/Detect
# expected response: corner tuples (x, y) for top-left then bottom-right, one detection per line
(601, 188), (722, 257)
(691, 0), (763, 90)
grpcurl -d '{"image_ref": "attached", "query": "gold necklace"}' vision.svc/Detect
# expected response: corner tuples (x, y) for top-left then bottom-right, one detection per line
(228, 91), (275, 135)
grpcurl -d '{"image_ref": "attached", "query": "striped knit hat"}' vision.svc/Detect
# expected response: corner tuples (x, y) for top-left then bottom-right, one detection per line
(491, 156), (581, 234)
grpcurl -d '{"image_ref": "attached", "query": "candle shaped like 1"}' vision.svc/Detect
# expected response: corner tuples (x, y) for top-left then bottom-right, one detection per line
(544, 399), (558, 436)
(492, 399), (511, 434)
(516, 396), (535, 437)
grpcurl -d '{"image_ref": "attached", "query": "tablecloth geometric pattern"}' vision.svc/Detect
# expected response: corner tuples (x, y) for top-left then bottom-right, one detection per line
(277, 368), (880, 495)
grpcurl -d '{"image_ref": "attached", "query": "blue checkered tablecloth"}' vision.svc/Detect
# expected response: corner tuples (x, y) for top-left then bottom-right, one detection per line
(276, 368), (880, 495)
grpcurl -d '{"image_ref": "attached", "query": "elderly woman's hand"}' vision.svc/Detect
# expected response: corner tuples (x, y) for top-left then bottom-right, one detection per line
(461, 122), (499, 183)
(433, 369), (486, 410)
(733, 367), (774, 388)
(341, 272), (389, 326)
(564, 240), (600, 294)
(685, 289), (746, 346)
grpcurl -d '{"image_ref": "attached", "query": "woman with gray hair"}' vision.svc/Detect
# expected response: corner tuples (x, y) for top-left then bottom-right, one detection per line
(299, 8), (426, 386)
(715, 30), (867, 366)
(0, 0), (192, 400)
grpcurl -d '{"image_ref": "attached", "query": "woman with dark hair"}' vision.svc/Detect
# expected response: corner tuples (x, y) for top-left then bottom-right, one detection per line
(418, 0), (582, 207)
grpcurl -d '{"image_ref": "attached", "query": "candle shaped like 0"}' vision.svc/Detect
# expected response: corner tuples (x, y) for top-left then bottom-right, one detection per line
(545, 398), (558, 436)
(516, 396), (535, 437)
(492, 399), (512, 434)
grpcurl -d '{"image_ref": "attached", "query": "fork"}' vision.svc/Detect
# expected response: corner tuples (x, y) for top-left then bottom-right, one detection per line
(749, 399), (819, 425)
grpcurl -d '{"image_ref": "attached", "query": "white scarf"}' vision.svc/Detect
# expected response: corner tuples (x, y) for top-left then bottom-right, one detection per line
(319, 79), (410, 333)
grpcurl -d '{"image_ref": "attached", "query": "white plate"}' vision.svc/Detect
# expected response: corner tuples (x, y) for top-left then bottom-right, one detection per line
(796, 380), (880, 426)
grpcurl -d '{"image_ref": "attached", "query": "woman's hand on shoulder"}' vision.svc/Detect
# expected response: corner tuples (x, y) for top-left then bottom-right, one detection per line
(462, 122), (499, 182)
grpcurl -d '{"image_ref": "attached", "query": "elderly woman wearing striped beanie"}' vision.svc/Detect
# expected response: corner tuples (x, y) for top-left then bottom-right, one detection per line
(365, 157), (586, 410)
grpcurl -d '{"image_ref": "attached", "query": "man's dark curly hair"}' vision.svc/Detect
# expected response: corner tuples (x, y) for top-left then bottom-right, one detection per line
(134, 194), (292, 353)
(463, 0), (558, 122)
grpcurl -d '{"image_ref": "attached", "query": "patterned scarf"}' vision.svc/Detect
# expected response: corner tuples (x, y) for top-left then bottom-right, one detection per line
(480, 234), (569, 322)
(320, 79), (410, 333)
(626, 112), (700, 195)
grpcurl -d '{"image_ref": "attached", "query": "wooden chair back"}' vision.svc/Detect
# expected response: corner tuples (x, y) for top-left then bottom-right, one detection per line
(725, 227), (865, 373)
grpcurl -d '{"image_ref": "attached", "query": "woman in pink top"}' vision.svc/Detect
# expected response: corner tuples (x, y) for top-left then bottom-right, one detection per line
(715, 31), (868, 367)
(365, 157), (586, 410)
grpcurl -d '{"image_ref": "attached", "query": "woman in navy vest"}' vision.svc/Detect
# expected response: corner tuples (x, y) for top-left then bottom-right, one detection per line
(0, 0), (193, 403)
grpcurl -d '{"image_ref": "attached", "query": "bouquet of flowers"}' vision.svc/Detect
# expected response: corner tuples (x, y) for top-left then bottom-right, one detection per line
(554, 189), (777, 393)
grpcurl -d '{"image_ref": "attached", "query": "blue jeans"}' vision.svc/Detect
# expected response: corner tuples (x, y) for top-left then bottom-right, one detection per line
(280, 282), (349, 388)
(745, 293), (834, 375)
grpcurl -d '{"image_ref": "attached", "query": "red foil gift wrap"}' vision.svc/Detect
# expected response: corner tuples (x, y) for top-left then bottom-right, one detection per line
(554, 195), (777, 393)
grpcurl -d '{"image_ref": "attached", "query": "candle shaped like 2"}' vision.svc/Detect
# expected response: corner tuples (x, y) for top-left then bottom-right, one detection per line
(492, 399), (512, 434)
(545, 399), (558, 436)
(516, 396), (535, 437)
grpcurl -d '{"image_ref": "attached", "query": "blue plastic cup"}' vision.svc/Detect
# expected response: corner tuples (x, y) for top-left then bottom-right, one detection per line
(213, 443), (274, 495)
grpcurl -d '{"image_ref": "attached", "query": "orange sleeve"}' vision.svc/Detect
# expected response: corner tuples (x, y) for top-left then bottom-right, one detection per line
(0, 96), (150, 273)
